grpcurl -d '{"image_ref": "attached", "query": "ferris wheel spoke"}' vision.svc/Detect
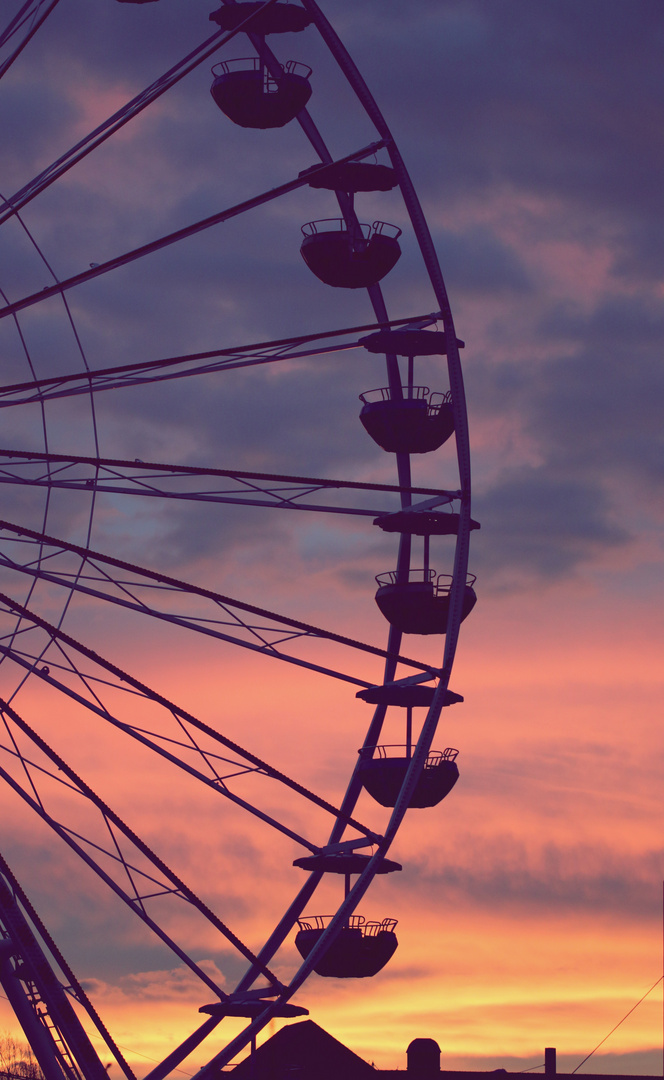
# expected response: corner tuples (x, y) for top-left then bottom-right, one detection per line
(0, 767), (232, 999)
(1, 1), (47, 46)
(0, 312), (441, 405)
(0, 583), (380, 689)
(0, 565), (399, 686)
(0, 0), (61, 80)
(0, 1), (287, 227)
(0, 693), (287, 993)
(0, 451), (459, 523)
(0, 141), (386, 323)
(0, 473), (394, 518)
(0, 452), (455, 500)
(0, 606), (383, 843)
(0, 521), (442, 678)
(0, 643), (374, 855)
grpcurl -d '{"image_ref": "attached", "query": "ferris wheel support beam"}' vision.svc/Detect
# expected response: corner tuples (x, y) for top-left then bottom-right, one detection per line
(0, 852), (136, 1080)
(0, 942), (70, 1080)
(0, 869), (109, 1080)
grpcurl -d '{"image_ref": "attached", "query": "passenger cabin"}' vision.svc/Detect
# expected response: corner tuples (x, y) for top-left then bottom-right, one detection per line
(300, 220), (401, 288)
(210, 59), (312, 128)
(375, 570), (477, 635)
(359, 386), (454, 453)
(295, 916), (398, 978)
(358, 746), (459, 808)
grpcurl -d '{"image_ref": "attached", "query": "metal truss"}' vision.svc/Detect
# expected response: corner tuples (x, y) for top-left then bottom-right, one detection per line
(0, 313), (440, 406)
(0, 690), (379, 1004)
(0, 517), (439, 687)
(0, 0), (476, 1074)
(0, 592), (382, 846)
(0, 1), (63, 80)
(0, 141), (387, 321)
(0, 0), (282, 224)
(0, 850), (136, 1080)
(0, 450), (458, 520)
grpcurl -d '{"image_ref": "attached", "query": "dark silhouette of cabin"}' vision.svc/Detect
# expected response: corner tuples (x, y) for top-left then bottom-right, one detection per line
(230, 1019), (375, 1078)
(300, 220), (402, 288)
(374, 571), (477, 635)
(358, 747), (459, 808)
(359, 386), (455, 454)
(294, 916), (398, 977)
(210, 59), (312, 128)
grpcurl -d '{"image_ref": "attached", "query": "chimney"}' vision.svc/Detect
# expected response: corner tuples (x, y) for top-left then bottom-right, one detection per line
(407, 1039), (441, 1072)
(545, 1048), (556, 1076)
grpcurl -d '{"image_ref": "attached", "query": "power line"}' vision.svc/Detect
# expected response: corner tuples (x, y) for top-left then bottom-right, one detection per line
(572, 975), (663, 1074)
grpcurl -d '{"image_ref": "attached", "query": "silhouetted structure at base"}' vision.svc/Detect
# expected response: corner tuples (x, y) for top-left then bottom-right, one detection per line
(227, 1022), (663, 1080)
(408, 1037), (442, 1072)
(230, 1020), (374, 1078)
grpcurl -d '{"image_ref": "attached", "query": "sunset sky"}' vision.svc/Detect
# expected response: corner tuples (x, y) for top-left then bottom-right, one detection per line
(0, 0), (663, 1075)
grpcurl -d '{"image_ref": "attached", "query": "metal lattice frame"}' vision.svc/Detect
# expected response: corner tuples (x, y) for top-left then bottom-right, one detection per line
(0, 0), (473, 1075)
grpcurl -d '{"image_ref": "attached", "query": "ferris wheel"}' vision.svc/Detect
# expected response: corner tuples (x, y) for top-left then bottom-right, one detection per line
(0, 1), (477, 1077)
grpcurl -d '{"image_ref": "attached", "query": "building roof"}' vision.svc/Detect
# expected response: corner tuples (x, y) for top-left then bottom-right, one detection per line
(231, 1019), (375, 1079)
(379, 1073), (662, 1079)
(229, 1021), (664, 1080)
